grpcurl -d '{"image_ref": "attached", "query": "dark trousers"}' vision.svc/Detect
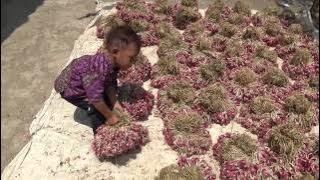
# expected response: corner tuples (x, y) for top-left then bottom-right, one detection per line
(63, 94), (114, 135)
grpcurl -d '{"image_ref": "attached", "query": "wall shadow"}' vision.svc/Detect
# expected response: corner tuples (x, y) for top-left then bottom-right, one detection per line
(1, 0), (44, 43)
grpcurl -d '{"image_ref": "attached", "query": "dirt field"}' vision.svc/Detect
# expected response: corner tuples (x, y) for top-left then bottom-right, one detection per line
(1, 0), (97, 172)
(1, 0), (289, 174)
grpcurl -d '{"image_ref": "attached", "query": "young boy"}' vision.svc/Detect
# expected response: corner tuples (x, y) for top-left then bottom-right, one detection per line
(54, 25), (141, 134)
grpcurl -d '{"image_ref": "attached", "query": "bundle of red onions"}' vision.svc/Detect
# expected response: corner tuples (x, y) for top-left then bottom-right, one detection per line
(92, 111), (149, 159)
(116, 0), (155, 23)
(212, 133), (275, 179)
(220, 6), (233, 20)
(118, 62), (152, 86)
(163, 127), (212, 156)
(236, 100), (287, 138)
(275, 45), (296, 60)
(225, 53), (253, 70)
(256, 85), (296, 104)
(114, 0), (163, 48)
(212, 35), (228, 52)
(212, 133), (234, 162)
(220, 78), (262, 105)
(250, 13), (263, 27)
(182, 20), (214, 44)
(159, 108), (212, 156)
(173, 5), (202, 30)
(151, 75), (179, 89)
(262, 35), (280, 47)
(118, 83), (154, 121)
(138, 29), (160, 47)
(295, 150), (319, 176)
(282, 61), (319, 81)
(183, 69), (209, 90)
(150, 58), (192, 89)
(220, 160), (274, 180)
(258, 143), (319, 179)
(221, 71), (301, 105)
(213, 133), (316, 179)
(178, 156), (216, 180)
(175, 51), (195, 66)
(208, 106), (237, 125)
(212, 133), (258, 163)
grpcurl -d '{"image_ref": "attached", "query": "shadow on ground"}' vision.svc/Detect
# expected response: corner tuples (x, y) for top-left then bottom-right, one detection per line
(1, 0), (44, 43)
(105, 148), (141, 166)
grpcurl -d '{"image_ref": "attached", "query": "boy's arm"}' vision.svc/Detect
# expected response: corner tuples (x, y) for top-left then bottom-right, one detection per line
(81, 61), (120, 125)
(105, 86), (123, 110)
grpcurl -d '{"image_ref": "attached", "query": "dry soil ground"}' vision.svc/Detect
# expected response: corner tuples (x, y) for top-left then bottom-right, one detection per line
(1, 0), (97, 172)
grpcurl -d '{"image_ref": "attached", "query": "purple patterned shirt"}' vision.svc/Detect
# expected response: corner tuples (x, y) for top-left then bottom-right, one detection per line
(54, 52), (118, 104)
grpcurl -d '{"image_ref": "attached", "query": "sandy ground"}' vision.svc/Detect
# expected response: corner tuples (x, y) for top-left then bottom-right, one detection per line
(1, 0), (98, 172)
(1, 0), (281, 174)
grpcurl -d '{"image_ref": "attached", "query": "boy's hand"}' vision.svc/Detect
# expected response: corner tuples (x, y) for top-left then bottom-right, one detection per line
(107, 113), (119, 126)
(114, 101), (123, 111)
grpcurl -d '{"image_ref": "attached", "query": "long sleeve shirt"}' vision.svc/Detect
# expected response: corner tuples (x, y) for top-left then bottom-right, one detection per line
(54, 52), (119, 104)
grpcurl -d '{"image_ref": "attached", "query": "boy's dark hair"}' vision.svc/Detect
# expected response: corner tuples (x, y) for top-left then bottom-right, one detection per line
(104, 25), (141, 52)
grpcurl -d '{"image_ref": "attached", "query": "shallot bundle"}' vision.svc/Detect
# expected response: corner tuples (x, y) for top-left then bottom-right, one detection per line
(178, 156), (216, 180)
(173, 5), (201, 30)
(212, 133), (258, 164)
(116, 0), (155, 23)
(118, 57), (152, 86)
(219, 160), (273, 180)
(236, 96), (287, 138)
(163, 111), (212, 156)
(92, 110), (149, 159)
(118, 83), (154, 121)
(197, 83), (237, 125)
(138, 29), (160, 47)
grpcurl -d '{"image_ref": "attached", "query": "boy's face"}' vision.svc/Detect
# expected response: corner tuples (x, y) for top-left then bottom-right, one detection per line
(113, 43), (139, 70)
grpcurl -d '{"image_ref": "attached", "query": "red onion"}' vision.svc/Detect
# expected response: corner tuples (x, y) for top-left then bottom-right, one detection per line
(178, 156), (216, 180)
(118, 83), (154, 121)
(92, 123), (149, 159)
